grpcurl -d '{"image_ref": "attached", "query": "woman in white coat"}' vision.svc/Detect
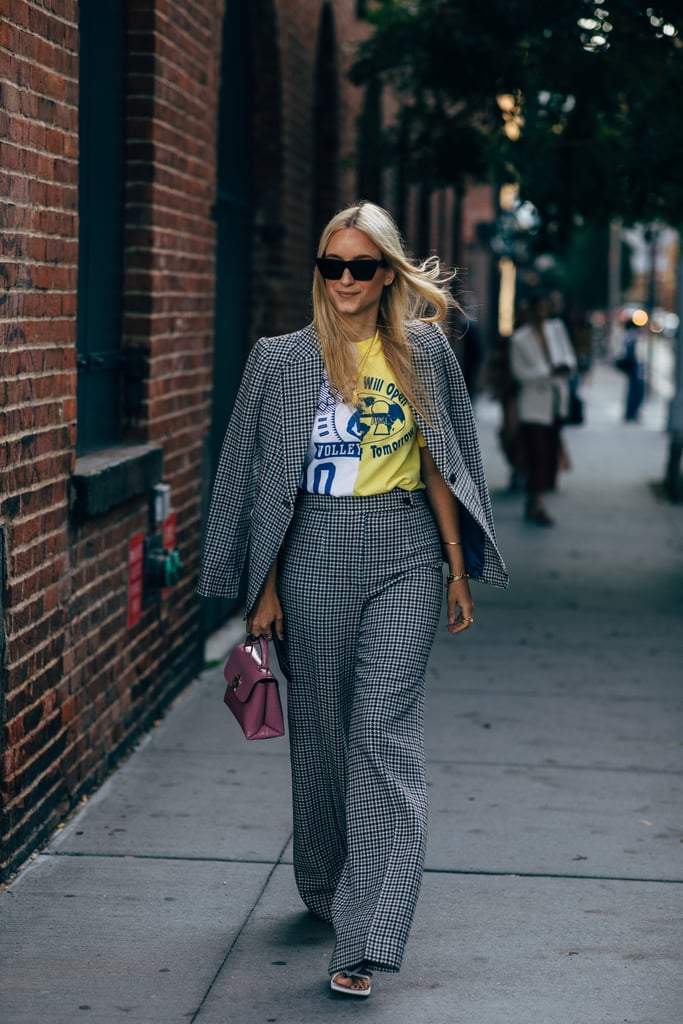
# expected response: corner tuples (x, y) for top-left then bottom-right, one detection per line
(510, 292), (576, 525)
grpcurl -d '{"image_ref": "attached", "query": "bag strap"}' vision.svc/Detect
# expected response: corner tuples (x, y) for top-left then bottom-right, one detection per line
(245, 635), (270, 669)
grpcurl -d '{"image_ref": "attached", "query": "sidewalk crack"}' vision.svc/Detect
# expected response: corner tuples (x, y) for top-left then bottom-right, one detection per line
(189, 832), (292, 1023)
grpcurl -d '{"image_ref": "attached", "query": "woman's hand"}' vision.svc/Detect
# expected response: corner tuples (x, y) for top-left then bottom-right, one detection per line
(446, 578), (475, 634)
(246, 578), (284, 642)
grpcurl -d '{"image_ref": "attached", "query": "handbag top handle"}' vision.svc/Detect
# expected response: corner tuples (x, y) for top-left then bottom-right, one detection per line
(246, 635), (270, 669)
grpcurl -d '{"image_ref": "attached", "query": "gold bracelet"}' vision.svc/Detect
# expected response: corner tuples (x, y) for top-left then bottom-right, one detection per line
(446, 572), (469, 586)
(443, 540), (462, 547)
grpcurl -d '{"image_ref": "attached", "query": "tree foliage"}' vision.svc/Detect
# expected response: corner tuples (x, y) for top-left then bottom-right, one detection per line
(351, 1), (683, 238)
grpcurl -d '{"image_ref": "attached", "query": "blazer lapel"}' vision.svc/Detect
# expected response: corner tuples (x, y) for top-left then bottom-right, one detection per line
(280, 327), (324, 497)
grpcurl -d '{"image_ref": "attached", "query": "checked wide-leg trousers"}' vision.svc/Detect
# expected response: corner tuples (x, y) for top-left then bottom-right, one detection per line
(276, 489), (443, 975)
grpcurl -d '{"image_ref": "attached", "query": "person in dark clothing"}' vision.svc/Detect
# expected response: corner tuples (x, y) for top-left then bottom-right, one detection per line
(616, 321), (645, 422)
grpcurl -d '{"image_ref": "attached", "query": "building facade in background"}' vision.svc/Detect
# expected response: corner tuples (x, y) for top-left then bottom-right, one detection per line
(0, 0), (497, 879)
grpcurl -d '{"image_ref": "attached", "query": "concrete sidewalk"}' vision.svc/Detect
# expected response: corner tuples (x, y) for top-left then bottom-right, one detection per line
(2, 363), (682, 1024)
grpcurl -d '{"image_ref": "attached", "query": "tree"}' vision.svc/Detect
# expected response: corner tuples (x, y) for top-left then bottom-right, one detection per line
(351, 1), (683, 240)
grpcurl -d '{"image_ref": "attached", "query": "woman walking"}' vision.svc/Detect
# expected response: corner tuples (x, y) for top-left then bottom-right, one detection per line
(510, 291), (577, 526)
(198, 202), (507, 996)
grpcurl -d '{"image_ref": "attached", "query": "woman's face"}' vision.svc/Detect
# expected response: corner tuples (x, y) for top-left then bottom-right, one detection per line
(322, 228), (395, 328)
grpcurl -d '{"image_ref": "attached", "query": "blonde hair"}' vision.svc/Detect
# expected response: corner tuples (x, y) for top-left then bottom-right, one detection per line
(312, 201), (459, 418)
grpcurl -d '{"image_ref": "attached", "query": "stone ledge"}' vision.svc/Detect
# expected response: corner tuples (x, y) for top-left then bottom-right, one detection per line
(70, 444), (163, 520)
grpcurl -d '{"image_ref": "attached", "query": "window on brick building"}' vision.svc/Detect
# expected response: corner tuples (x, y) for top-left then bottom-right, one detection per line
(212, 0), (253, 470)
(76, 0), (126, 453)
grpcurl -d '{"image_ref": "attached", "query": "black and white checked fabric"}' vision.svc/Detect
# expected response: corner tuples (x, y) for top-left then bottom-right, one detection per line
(197, 321), (508, 613)
(275, 489), (443, 974)
(411, 324), (503, 582)
(197, 328), (323, 611)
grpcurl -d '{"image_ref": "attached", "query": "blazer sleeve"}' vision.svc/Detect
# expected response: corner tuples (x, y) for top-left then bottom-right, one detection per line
(196, 339), (267, 598)
(421, 323), (508, 588)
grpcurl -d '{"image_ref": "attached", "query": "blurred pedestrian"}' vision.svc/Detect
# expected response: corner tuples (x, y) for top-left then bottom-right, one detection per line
(565, 302), (594, 375)
(487, 331), (527, 491)
(198, 202), (507, 996)
(615, 319), (645, 422)
(510, 291), (576, 525)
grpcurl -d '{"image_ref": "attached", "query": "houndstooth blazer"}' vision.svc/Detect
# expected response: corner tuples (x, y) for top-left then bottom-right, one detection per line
(197, 321), (508, 611)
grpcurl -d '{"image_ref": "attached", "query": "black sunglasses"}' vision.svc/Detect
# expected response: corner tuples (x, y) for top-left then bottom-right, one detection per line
(315, 257), (387, 281)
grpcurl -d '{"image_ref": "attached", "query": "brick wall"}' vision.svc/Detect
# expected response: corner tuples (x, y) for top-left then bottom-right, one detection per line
(0, 0), (224, 880)
(0, 0), (80, 875)
(123, 0), (223, 666)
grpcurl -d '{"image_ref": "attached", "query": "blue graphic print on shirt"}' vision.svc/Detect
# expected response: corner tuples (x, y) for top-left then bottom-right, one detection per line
(300, 376), (361, 495)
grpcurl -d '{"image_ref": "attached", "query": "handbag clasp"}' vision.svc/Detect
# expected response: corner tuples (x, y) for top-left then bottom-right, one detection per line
(231, 674), (241, 690)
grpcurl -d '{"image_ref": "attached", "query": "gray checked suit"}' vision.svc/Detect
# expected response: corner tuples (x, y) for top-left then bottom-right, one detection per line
(198, 320), (507, 975)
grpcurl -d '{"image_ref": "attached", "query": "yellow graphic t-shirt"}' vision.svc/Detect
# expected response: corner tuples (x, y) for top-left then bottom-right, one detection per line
(300, 333), (426, 496)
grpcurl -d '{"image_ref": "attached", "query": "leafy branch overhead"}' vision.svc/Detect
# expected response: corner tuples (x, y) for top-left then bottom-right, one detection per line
(351, 1), (683, 234)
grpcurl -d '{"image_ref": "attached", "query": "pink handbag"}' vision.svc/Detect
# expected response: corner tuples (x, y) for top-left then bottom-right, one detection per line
(223, 637), (285, 740)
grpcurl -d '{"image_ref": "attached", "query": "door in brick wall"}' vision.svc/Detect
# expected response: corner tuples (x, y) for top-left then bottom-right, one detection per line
(203, 0), (253, 634)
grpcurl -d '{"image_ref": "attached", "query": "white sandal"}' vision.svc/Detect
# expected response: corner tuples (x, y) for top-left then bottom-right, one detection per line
(330, 967), (373, 997)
